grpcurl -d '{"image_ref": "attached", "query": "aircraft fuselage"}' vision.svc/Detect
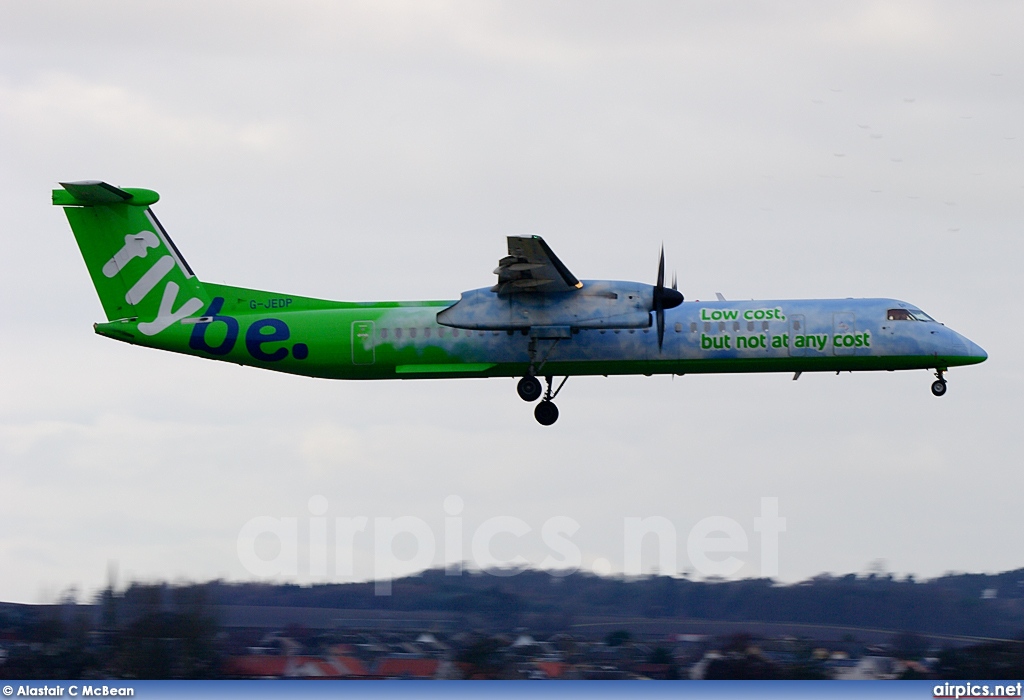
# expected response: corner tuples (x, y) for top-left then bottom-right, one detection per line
(96, 286), (986, 381)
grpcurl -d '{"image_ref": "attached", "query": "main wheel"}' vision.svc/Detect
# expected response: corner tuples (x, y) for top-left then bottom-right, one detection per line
(534, 400), (559, 425)
(931, 379), (947, 397)
(517, 376), (543, 402)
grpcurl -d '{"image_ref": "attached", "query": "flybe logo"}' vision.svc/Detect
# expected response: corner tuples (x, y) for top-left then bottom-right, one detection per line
(103, 231), (203, 336)
(103, 229), (308, 362)
(189, 298), (309, 363)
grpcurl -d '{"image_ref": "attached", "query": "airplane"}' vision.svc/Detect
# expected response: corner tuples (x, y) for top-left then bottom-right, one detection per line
(55, 180), (987, 425)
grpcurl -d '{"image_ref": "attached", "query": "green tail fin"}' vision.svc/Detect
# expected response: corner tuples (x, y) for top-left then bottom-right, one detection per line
(54, 181), (210, 335)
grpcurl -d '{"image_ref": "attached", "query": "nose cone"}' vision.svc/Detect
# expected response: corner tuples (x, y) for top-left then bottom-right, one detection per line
(965, 338), (988, 363)
(950, 328), (987, 365)
(942, 329), (987, 367)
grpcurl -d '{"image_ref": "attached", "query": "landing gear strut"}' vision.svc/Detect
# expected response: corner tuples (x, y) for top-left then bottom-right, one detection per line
(522, 375), (568, 425)
(521, 337), (568, 424)
(931, 370), (947, 397)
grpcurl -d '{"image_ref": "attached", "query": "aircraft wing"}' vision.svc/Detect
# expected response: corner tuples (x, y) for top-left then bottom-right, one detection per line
(491, 235), (583, 295)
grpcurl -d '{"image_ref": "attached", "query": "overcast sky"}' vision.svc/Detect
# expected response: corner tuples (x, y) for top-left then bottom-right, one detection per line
(1, 1), (1022, 604)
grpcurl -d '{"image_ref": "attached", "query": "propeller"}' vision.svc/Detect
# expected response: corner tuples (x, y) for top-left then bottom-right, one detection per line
(653, 245), (684, 350)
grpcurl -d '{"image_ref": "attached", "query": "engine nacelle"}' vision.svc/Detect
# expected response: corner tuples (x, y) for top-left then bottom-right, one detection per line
(437, 280), (654, 330)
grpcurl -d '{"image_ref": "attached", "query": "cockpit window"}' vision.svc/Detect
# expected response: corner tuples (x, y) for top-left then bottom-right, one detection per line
(887, 308), (935, 322)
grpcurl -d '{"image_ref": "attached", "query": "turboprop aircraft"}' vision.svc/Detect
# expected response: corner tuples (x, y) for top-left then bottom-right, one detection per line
(55, 181), (987, 425)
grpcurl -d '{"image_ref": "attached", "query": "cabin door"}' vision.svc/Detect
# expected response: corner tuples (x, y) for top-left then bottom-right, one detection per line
(351, 321), (375, 365)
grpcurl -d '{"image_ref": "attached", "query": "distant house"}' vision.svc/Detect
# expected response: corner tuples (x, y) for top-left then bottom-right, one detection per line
(375, 656), (454, 679)
(223, 655), (289, 679)
(533, 660), (569, 679)
(286, 657), (345, 678)
(825, 657), (860, 678)
(223, 654), (368, 679)
(415, 633), (449, 651)
(689, 651), (723, 680)
(833, 656), (899, 680)
(327, 656), (370, 677)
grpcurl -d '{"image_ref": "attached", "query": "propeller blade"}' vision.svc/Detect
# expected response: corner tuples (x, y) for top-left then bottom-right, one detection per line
(652, 245), (683, 352)
(657, 246), (666, 292)
(671, 272), (677, 291)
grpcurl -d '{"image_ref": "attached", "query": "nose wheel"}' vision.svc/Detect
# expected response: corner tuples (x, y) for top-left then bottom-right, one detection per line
(931, 370), (947, 397)
(518, 375), (567, 425)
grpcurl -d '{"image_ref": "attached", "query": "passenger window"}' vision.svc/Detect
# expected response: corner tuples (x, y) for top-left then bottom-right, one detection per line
(437, 328), (445, 338)
(747, 321), (754, 332)
(674, 322), (682, 333)
(704, 322), (711, 332)
(452, 329), (459, 338)
(424, 327), (431, 338)
(792, 320), (801, 331)
(380, 328), (388, 339)
(762, 321), (769, 331)
(690, 322), (697, 333)
(718, 322), (726, 333)
(887, 308), (913, 321)
(732, 321), (740, 331)
(409, 328), (417, 339)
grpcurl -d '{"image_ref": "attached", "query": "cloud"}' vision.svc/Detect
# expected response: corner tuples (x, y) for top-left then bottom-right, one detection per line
(0, 73), (289, 155)
(299, 423), (363, 477)
(1, 1), (1023, 602)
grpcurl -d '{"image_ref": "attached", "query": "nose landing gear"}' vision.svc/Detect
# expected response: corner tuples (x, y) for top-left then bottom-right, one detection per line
(519, 375), (568, 425)
(931, 369), (947, 397)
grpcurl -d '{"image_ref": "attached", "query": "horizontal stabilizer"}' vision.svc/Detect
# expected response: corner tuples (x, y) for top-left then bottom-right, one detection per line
(54, 181), (160, 207)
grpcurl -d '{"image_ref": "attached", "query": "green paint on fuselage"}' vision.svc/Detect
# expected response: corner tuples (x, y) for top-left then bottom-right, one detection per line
(96, 298), (984, 381)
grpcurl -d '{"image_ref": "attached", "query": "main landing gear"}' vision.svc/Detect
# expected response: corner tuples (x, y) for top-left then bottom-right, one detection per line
(517, 375), (568, 425)
(517, 375), (542, 402)
(931, 369), (947, 397)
